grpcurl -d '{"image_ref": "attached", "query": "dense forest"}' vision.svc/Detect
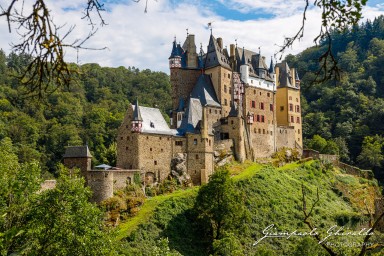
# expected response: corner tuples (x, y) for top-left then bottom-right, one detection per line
(287, 15), (384, 182)
(0, 57), (171, 176)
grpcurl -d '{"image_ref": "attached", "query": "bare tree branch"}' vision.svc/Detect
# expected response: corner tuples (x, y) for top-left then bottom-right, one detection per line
(302, 184), (337, 256)
(277, 0), (367, 83)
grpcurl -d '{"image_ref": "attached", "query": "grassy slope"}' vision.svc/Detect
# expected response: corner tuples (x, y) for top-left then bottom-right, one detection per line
(116, 160), (382, 255)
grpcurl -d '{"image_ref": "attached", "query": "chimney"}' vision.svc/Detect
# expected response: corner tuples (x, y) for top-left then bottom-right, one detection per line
(230, 44), (235, 57)
(217, 37), (223, 49)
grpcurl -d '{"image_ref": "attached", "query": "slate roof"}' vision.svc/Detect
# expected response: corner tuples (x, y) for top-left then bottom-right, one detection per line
(132, 105), (174, 135)
(235, 47), (274, 82)
(177, 98), (202, 135)
(190, 74), (221, 108)
(63, 146), (92, 158)
(169, 40), (180, 59)
(204, 35), (231, 70)
(133, 99), (143, 121)
(276, 61), (298, 88)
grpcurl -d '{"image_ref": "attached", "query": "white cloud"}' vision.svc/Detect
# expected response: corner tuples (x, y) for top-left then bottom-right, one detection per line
(0, 0), (383, 74)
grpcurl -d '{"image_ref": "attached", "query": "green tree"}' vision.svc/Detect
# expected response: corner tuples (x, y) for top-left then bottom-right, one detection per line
(0, 138), (113, 255)
(194, 169), (247, 242)
(20, 166), (113, 256)
(357, 135), (384, 170)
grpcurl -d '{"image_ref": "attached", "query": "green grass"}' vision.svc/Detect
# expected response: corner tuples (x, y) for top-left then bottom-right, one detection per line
(116, 160), (382, 255)
(116, 187), (198, 240)
(231, 162), (264, 181)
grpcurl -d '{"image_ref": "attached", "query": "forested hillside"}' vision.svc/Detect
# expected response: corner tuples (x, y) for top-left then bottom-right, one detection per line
(287, 15), (384, 181)
(0, 56), (171, 175)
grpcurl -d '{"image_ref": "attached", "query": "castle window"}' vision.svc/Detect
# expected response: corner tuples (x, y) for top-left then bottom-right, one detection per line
(251, 100), (256, 108)
(254, 90), (256, 94)
(280, 106), (284, 111)
(270, 104), (273, 111)
(159, 137), (162, 140)
(196, 154), (199, 160)
(296, 98), (299, 102)
(161, 149), (163, 152)
(297, 117), (300, 123)
(256, 115), (260, 122)
(267, 92), (270, 97)
(296, 105), (300, 112)
(298, 138), (301, 141)
(209, 109), (212, 114)
(231, 120), (234, 125)
(147, 136), (149, 139)
(298, 129), (301, 134)
(150, 148), (152, 151)
(254, 128), (256, 133)
(270, 131), (273, 135)
(194, 139), (197, 145)
(258, 129), (261, 133)
(289, 104), (293, 111)
(224, 85), (227, 93)
(261, 115), (265, 122)
(263, 129), (265, 134)
(154, 161), (157, 165)
(224, 99), (228, 106)
(215, 110), (217, 114)
(290, 116), (294, 123)
(209, 140), (211, 146)
(289, 96), (292, 100)
(175, 141), (183, 146)
(260, 102), (264, 110)
(229, 87), (231, 94)
(126, 147), (128, 150)
(228, 74), (230, 79)
(259, 92), (262, 95)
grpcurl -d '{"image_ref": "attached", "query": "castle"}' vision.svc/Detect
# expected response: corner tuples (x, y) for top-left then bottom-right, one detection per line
(63, 32), (303, 202)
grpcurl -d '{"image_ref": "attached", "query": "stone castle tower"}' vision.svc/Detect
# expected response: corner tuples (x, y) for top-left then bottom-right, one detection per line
(114, 31), (303, 186)
(62, 32), (303, 203)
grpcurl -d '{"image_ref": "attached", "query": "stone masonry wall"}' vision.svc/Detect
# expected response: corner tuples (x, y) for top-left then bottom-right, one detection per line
(186, 133), (214, 185)
(243, 86), (276, 158)
(205, 66), (232, 117)
(137, 134), (173, 183)
(116, 106), (140, 169)
(87, 171), (114, 203)
(63, 157), (91, 182)
(276, 126), (296, 151)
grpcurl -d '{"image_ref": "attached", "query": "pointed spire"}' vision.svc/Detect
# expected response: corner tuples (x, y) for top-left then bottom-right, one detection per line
(133, 99), (143, 121)
(169, 38), (180, 59)
(198, 43), (205, 70)
(269, 56), (275, 74)
(241, 47), (246, 65)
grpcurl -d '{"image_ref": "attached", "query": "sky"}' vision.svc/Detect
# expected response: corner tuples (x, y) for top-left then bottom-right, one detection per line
(0, 0), (383, 74)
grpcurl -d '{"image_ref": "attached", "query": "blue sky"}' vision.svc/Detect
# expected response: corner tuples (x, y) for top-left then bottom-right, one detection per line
(0, 0), (383, 73)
